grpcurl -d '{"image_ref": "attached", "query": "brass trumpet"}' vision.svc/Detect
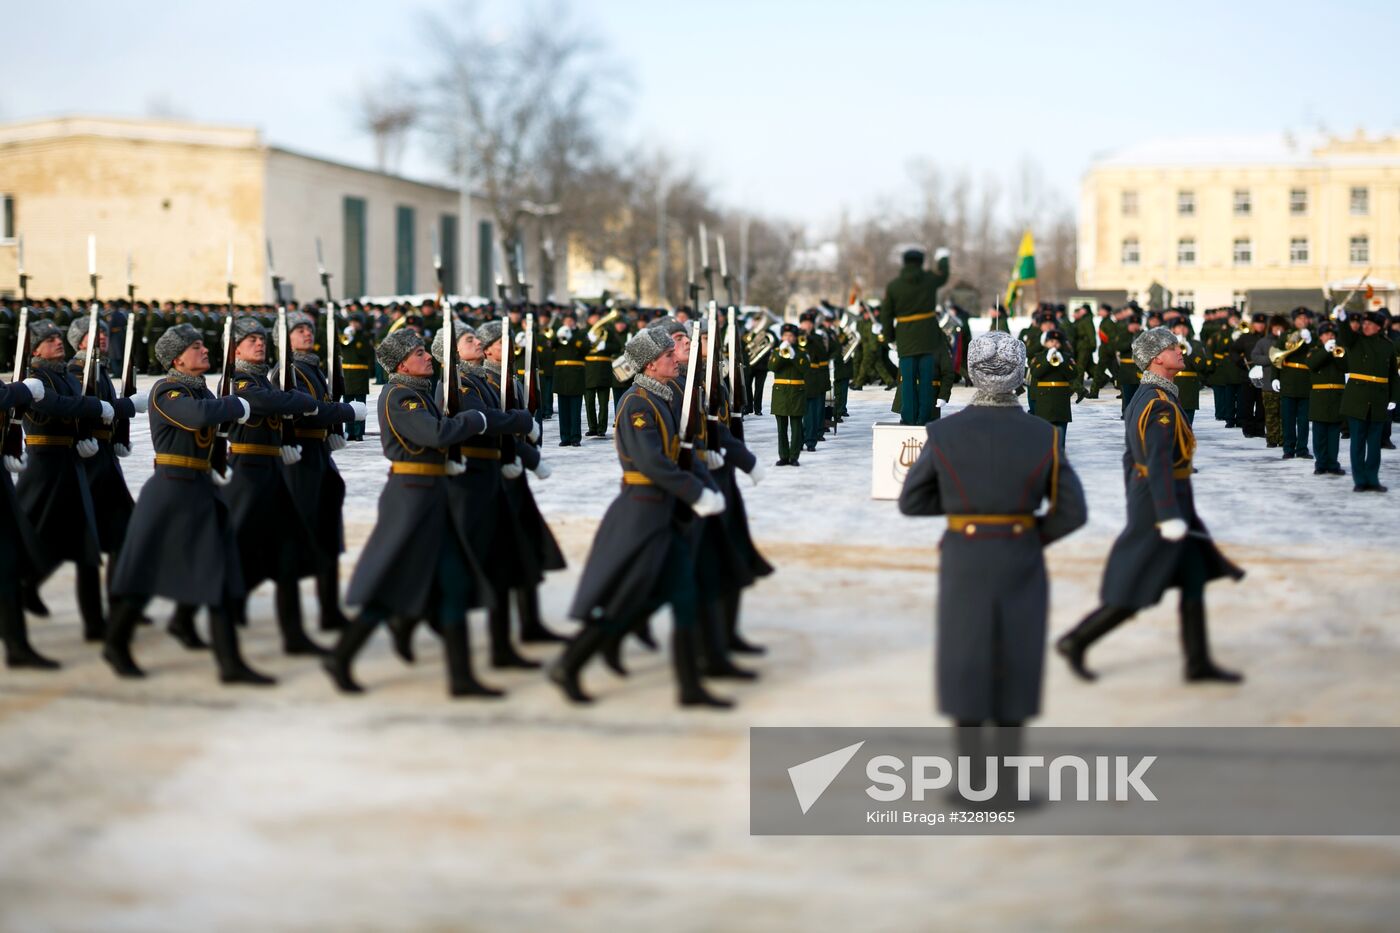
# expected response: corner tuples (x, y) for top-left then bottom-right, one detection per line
(1330, 343), (1346, 359)
(1046, 347), (1064, 367)
(1176, 335), (1192, 353)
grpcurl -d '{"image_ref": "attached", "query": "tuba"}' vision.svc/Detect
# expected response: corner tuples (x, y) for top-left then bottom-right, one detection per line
(839, 306), (862, 362)
(746, 324), (776, 366)
(589, 306), (620, 344)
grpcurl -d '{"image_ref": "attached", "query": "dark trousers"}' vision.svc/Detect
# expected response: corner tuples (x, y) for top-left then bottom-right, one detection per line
(584, 387), (609, 435)
(1312, 421), (1342, 471)
(1119, 383), (1138, 416)
(1237, 382), (1264, 436)
(1050, 422), (1067, 455)
(557, 394), (583, 445)
(898, 353), (935, 425)
(1348, 417), (1384, 487)
(1183, 409), (1196, 427)
(747, 370), (767, 414)
(346, 394), (367, 440)
(1281, 396), (1310, 455)
(834, 378), (849, 418)
(803, 397), (824, 447)
(776, 415), (802, 463)
(612, 384), (629, 420)
(538, 376), (554, 417)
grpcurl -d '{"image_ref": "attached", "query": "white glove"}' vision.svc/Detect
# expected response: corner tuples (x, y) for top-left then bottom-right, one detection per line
(1040, 332), (1050, 346)
(1324, 339), (1336, 352)
(349, 400), (368, 421)
(514, 332), (528, 348)
(328, 433), (348, 451)
(1271, 379), (1280, 392)
(76, 438), (100, 458)
(744, 460), (766, 486)
(3, 453), (26, 473)
(531, 459), (552, 479)
(279, 444), (303, 465)
(236, 397), (252, 423)
(98, 401), (115, 423)
(593, 338), (607, 353)
(130, 390), (149, 413)
(1248, 365), (1263, 382)
(302, 405), (320, 416)
(1158, 518), (1188, 542)
(445, 457), (466, 476)
(1344, 373), (1351, 383)
(933, 247), (950, 263)
(114, 443), (131, 458)
(1300, 328), (1311, 343)
(527, 424), (541, 445)
(501, 457), (524, 479)
(211, 467), (232, 486)
(1390, 402), (1397, 412)
(1335, 308), (1348, 321)
(935, 398), (946, 409)
(343, 325), (355, 339)
(702, 449), (725, 469)
(871, 322), (883, 336)
(557, 326), (573, 341)
(690, 488), (726, 518)
(20, 377), (45, 402)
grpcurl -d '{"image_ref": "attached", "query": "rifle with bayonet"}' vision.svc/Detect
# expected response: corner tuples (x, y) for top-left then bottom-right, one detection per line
(210, 242), (239, 476)
(111, 251), (139, 453)
(1, 237), (32, 464)
(433, 226), (464, 472)
(716, 231), (746, 438)
(698, 224), (725, 441)
(676, 237), (704, 474)
(268, 240), (300, 454)
(76, 235), (103, 449)
(316, 237), (347, 444)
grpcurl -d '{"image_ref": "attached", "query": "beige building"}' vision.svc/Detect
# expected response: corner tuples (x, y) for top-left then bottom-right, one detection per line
(0, 115), (543, 303)
(1077, 131), (1400, 312)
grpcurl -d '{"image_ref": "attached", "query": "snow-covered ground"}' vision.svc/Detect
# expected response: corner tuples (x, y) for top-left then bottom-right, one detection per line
(2, 377), (1398, 931)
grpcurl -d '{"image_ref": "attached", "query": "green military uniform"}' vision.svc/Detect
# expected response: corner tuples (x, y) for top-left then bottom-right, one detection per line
(1114, 327), (1142, 414)
(340, 323), (374, 440)
(831, 325), (855, 419)
(1173, 337), (1207, 425)
(799, 328), (830, 450)
(1205, 322), (1243, 425)
(553, 323), (587, 445)
(1337, 315), (1400, 490)
(1305, 337), (1347, 474)
(880, 252), (950, 424)
(769, 339), (806, 465)
(583, 324), (614, 436)
(1027, 346), (1076, 448)
(1276, 329), (1315, 458)
(144, 309), (170, 372)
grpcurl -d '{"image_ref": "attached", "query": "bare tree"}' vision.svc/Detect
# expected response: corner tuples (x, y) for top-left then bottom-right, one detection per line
(355, 74), (420, 175)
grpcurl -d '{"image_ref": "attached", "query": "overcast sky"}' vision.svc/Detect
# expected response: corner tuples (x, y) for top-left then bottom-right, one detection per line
(7, 0), (1399, 228)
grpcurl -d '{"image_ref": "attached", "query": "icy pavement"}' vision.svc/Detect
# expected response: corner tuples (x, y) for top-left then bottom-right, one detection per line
(2, 378), (1398, 930)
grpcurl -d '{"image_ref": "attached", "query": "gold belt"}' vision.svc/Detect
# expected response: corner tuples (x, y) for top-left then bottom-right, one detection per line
(897, 311), (936, 324)
(155, 453), (211, 471)
(230, 442), (281, 457)
(341, 363), (370, 370)
(622, 470), (653, 485)
(1213, 353), (1226, 359)
(1313, 383), (1344, 390)
(296, 428), (328, 440)
(25, 435), (74, 447)
(1119, 356), (1134, 364)
(462, 448), (501, 460)
(585, 355), (611, 362)
(1283, 362), (1309, 370)
(1349, 373), (1387, 384)
(390, 461), (446, 476)
(93, 429), (112, 440)
(772, 378), (804, 385)
(556, 360), (585, 367)
(1038, 381), (1070, 387)
(1176, 372), (1198, 378)
(810, 363), (826, 369)
(1133, 463), (1193, 480)
(947, 514), (1035, 535)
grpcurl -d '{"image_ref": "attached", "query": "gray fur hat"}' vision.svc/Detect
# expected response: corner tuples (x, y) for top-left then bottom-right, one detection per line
(66, 317), (109, 352)
(376, 328), (423, 374)
(233, 316), (268, 344)
(966, 330), (1026, 394)
(430, 323), (477, 362)
(1132, 326), (1177, 372)
(29, 320), (65, 348)
(624, 329), (674, 371)
(647, 318), (689, 339)
(155, 323), (203, 370)
(477, 320), (504, 350)
(286, 311), (315, 333)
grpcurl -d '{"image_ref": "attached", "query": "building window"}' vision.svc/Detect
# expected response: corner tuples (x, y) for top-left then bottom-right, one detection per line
(1177, 190), (1195, 216)
(342, 197), (367, 297)
(1176, 237), (1196, 266)
(478, 220), (495, 295)
(1350, 235), (1369, 264)
(1289, 188), (1308, 215)
(395, 205), (416, 295)
(1176, 290), (1194, 311)
(1233, 238), (1252, 265)
(439, 214), (459, 293)
(1350, 186), (1369, 215)
(0, 194), (13, 241)
(1289, 237), (1309, 265)
(1121, 190), (1138, 217)
(1121, 237), (1140, 266)
(1233, 189), (1251, 217)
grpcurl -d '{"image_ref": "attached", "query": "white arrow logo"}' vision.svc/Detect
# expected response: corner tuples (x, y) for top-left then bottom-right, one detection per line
(787, 741), (865, 814)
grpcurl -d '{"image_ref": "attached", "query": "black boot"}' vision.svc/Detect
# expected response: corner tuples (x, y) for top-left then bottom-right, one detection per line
(724, 590), (766, 655)
(601, 626), (629, 677)
(317, 566), (348, 632)
(489, 604), (540, 669)
(167, 604), (209, 650)
(444, 622), (504, 698)
(2, 588), (60, 670)
(101, 599), (144, 678)
(76, 563), (107, 643)
(275, 580), (327, 656)
(21, 581), (49, 618)
(389, 617), (419, 664)
(674, 624), (733, 709)
(634, 615), (659, 651)
(699, 599), (757, 680)
(1055, 605), (1135, 681)
(1180, 600), (1243, 683)
(547, 625), (608, 704)
(211, 609), (276, 686)
(322, 615), (378, 694)
(517, 587), (564, 643)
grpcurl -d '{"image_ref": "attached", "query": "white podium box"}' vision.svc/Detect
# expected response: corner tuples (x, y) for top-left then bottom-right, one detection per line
(871, 422), (928, 500)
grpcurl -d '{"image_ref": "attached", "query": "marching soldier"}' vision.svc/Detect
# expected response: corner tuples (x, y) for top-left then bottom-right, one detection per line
(548, 329), (730, 708)
(321, 329), (499, 696)
(770, 324), (806, 466)
(552, 308), (587, 446)
(583, 308), (613, 437)
(16, 320), (116, 649)
(1113, 314), (1143, 414)
(899, 331), (1087, 786)
(1306, 321), (1347, 476)
(608, 312), (633, 419)
(104, 324), (271, 684)
(1206, 308), (1244, 426)
(1275, 308), (1315, 459)
(1056, 327), (1245, 684)
(1334, 308), (1399, 491)
(831, 310), (854, 421)
(340, 312), (375, 441)
(881, 247), (951, 424)
(798, 311), (830, 451)
(1170, 317), (1207, 426)
(1027, 328), (1075, 451)
(1232, 313), (1268, 438)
